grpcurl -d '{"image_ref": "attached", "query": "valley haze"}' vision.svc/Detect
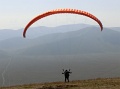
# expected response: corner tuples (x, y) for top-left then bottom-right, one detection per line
(0, 24), (120, 87)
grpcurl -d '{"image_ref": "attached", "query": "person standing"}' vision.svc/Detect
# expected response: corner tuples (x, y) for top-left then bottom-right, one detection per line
(62, 69), (72, 82)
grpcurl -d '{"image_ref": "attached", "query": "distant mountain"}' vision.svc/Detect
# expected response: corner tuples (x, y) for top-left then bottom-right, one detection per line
(0, 25), (120, 54)
(0, 37), (31, 51)
(111, 27), (120, 32)
(0, 50), (9, 58)
(0, 29), (22, 41)
(15, 27), (120, 55)
(0, 23), (90, 40)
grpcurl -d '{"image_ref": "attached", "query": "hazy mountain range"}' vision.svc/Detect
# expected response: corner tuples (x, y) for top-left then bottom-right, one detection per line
(0, 24), (120, 86)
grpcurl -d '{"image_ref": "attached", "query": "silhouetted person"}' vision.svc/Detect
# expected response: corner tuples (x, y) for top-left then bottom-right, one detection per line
(62, 69), (72, 82)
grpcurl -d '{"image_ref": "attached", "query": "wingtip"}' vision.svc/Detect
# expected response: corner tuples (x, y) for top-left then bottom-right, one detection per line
(23, 34), (26, 38)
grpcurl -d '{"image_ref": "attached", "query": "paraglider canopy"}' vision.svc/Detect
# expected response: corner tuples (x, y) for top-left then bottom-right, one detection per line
(23, 8), (103, 38)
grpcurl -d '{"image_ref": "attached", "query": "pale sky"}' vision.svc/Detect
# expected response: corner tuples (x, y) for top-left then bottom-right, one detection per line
(0, 0), (120, 30)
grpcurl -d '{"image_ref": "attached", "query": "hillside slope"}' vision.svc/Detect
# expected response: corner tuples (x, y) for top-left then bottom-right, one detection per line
(1, 77), (120, 89)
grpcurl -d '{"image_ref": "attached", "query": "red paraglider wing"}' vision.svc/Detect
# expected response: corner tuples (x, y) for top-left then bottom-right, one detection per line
(23, 8), (103, 37)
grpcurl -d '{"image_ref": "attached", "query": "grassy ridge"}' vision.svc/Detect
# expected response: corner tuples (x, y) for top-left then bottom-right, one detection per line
(1, 77), (120, 89)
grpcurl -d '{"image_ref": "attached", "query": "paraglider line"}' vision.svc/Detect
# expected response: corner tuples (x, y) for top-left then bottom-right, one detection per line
(1, 57), (12, 86)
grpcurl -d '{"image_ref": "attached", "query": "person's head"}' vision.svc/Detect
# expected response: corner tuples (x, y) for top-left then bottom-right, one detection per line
(65, 70), (68, 72)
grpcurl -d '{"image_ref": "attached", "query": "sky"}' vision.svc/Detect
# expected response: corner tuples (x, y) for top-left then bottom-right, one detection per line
(0, 0), (120, 30)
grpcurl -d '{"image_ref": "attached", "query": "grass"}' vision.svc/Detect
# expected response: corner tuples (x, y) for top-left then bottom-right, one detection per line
(0, 77), (120, 89)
